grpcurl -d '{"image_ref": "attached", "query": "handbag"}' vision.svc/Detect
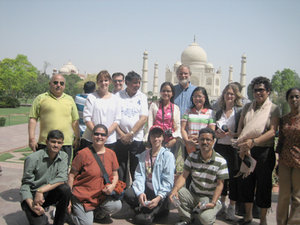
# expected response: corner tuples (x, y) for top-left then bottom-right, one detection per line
(89, 146), (126, 202)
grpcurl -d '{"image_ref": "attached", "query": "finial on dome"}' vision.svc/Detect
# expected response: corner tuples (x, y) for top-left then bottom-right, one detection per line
(193, 35), (196, 43)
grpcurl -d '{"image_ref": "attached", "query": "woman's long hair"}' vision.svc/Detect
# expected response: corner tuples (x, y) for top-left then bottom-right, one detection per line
(190, 86), (211, 109)
(219, 83), (242, 110)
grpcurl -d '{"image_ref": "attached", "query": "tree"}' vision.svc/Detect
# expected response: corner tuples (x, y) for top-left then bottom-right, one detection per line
(22, 72), (50, 102)
(0, 55), (38, 98)
(63, 74), (82, 98)
(271, 68), (300, 114)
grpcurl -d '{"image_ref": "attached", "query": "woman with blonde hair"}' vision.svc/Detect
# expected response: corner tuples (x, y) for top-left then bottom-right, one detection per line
(214, 83), (243, 221)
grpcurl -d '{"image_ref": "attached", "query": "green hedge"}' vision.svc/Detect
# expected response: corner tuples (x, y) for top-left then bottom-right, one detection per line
(0, 96), (20, 108)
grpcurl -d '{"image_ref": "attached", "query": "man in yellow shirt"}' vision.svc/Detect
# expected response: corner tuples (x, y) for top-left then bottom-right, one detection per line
(28, 74), (80, 165)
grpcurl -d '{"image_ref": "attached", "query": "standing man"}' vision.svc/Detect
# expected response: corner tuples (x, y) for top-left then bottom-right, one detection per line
(75, 81), (96, 137)
(115, 71), (148, 182)
(174, 65), (196, 116)
(170, 128), (229, 225)
(112, 72), (125, 94)
(28, 74), (80, 165)
(20, 130), (71, 225)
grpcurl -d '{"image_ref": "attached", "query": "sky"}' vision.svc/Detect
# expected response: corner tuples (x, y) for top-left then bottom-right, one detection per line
(1, 0), (300, 91)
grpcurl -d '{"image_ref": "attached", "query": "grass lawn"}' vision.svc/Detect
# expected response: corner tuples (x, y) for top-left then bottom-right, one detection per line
(14, 147), (31, 152)
(0, 106), (30, 126)
(0, 153), (14, 162)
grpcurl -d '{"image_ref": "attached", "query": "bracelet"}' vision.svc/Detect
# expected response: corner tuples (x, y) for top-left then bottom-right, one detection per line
(36, 189), (43, 193)
(129, 131), (134, 135)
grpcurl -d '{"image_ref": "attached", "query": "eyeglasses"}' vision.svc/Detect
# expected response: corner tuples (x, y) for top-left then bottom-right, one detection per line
(113, 79), (123, 83)
(53, 81), (65, 86)
(93, 132), (107, 137)
(253, 88), (266, 93)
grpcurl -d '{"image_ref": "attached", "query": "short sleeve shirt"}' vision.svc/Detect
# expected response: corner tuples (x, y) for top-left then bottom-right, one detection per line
(29, 92), (79, 145)
(116, 89), (148, 141)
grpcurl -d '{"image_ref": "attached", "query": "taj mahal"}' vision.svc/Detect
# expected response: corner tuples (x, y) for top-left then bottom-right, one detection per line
(141, 40), (247, 100)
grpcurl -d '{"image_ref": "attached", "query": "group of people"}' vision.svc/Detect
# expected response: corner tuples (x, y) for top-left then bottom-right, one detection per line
(20, 64), (300, 225)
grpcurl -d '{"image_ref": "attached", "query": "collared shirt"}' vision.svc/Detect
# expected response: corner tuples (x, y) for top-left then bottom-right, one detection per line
(184, 150), (229, 197)
(115, 89), (148, 141)
(29, 91), (79, 145)
(174, 83), (196, 117)
(20, 149), (68, 201)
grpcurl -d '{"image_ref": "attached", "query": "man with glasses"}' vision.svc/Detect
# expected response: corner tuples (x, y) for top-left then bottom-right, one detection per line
(170, 128), (229, 225)
(28, 74), (80, 165)
(20, 130), (71, 225)
(112, 72), (125, 94)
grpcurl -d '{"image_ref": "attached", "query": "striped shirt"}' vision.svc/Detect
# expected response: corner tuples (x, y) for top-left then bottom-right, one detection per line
(182, 108), (215, 135)
(184, 150), (229, 197)
(75, 93), (88, 136)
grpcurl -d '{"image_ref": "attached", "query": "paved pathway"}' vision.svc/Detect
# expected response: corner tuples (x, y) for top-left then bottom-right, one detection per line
(0, 124), (278, 225)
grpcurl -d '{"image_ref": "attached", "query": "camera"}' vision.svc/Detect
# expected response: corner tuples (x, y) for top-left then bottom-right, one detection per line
(164, 129), (173, 137)
(221, 125), (229, 132)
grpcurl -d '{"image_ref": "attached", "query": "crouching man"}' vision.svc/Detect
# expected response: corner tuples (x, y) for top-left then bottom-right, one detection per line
(20, 130), (71, 225)
(170, 128), (229, 225)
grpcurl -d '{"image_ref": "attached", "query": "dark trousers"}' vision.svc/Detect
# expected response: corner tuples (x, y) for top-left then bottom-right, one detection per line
(124, 186), (168, 224)
(114, 140), (145, 182)
(238, 146), (275, 208)
(214, 143), (240, 201)
(21, 183), (71, 225)
(37, 144), (72, 166)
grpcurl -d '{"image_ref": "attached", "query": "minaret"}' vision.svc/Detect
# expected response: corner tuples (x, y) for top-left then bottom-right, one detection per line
(142, 51), (148, 94)
(240, 54), (247, 97)
(153, 62), (159, 97)
(228, 65), (233, 84)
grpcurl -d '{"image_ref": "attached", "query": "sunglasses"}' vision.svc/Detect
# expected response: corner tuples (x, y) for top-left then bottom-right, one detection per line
(53, 81), (65, 86)
(93, 132), (107, 137)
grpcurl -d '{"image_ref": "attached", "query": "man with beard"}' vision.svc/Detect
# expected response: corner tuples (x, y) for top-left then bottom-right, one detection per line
(170, 128), (229, 225)
(174, 65), (196, 116)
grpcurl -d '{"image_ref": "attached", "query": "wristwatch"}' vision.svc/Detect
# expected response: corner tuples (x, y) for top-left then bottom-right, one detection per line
(129, 131), (134, 135)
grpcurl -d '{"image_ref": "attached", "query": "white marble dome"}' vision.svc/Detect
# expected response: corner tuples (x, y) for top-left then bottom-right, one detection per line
(181, 42), (207, 65)
(59, 61), (79, 74)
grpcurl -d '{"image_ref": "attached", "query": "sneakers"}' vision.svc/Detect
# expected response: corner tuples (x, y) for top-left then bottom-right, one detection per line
(226, 205), (237, 221)
(217, 202), (227, 216)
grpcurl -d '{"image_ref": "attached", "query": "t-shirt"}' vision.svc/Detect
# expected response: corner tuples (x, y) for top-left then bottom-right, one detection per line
(116, 89), (148, 141)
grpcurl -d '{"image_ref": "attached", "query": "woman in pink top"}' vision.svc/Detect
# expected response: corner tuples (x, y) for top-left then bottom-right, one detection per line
(145, 82), (181, 149)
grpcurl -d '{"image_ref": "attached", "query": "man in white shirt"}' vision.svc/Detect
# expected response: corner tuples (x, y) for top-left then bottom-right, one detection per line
(115, 71), (148, 182)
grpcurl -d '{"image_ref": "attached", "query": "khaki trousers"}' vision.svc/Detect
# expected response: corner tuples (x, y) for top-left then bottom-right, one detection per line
(277, 163), (300, 225)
